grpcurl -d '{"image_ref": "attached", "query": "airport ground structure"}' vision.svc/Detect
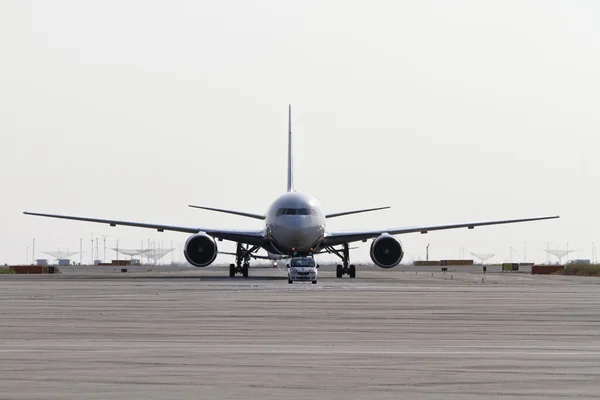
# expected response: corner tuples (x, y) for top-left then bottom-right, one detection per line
(111, 247), (174, 264)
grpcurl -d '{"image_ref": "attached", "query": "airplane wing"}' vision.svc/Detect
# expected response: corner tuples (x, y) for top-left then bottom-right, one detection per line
(188, 205), (265, 220)
(23, 212), (266, 246)
(325, 206), (390, 219)
(323, 215), (559, 247)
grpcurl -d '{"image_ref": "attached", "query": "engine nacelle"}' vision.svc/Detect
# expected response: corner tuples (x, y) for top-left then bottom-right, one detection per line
(370, 234), (404, 268)
(184, 233), (218, 267)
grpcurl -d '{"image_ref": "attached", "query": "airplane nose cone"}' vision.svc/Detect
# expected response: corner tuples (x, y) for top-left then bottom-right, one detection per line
(271, 224), (323, 251)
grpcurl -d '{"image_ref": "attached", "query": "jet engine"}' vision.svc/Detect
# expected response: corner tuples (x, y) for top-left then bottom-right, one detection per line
(370, 234), (404, 268)
(184, 233), (218, 267)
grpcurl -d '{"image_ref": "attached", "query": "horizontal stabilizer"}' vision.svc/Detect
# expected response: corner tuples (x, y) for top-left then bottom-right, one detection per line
(326, 206), (390, 219)
(188, 205), (265, 220)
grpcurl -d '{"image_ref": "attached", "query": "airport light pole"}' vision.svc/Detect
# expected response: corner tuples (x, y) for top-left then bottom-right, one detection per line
(102, 235), (107, 263)
(90, 235), (94, 265)
(508, 246), (519, 263)
(426, 243), (430, 261)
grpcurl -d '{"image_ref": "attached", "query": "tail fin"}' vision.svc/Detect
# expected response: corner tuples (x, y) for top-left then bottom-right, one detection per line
(287, 104), (295, 192)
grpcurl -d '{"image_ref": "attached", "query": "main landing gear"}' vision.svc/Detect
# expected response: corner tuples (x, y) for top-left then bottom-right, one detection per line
(324, 243), (356, 279)
(229, 243), (259, 278)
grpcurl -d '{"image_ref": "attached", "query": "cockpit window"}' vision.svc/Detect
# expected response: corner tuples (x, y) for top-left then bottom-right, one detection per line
(276, 208), (317, 216)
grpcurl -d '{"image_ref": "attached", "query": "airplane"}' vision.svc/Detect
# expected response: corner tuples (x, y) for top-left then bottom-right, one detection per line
(24, 105), (559, 279)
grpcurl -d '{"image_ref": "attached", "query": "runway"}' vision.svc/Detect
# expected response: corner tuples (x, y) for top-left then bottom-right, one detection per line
(1, 266), (600, 399)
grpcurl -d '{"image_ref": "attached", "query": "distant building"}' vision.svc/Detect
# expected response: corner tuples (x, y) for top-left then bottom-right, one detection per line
(568, 259), (591, 265)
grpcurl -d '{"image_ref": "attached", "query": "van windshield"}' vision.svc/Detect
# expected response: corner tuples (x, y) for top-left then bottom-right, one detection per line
(290, 258), (315, 267)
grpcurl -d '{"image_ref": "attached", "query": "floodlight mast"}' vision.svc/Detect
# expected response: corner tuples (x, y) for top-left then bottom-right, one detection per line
(544, 248), (576, 264)
(40, 250), (80, 260)
(109, 247), (175, 264)
(470, 252), (495, 264)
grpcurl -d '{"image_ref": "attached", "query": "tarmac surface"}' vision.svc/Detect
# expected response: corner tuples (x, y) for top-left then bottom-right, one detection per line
(1, 264), (600, 399)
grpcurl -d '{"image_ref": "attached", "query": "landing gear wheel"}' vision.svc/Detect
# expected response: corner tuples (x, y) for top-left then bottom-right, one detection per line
(288, 278), (293, 284)
(312, 280), (317, 284)
(233, 243), (259, 278)
(229, 263), (236, 278)
(329, 244), (354, 279)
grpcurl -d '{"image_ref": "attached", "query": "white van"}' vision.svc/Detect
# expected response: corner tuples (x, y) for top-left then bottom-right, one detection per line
(287, 256), (318, 284)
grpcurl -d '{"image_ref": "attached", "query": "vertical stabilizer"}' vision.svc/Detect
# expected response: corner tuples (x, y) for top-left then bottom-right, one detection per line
(287, 104), (295, 192)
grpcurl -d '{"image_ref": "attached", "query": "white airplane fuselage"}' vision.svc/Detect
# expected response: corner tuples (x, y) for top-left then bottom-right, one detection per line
(264, 192), (326, 255)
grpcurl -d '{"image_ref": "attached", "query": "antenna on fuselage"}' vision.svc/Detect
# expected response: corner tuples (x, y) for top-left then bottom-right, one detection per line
(287, 104), (295, 192)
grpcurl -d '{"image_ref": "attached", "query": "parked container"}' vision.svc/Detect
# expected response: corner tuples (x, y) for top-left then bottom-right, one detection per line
(441, 259), (474, 266)
(10, 265), (44, 274)
(532, 265), (564, 275)
(414, 261), (440, 266)
(502, 263), (519, 271)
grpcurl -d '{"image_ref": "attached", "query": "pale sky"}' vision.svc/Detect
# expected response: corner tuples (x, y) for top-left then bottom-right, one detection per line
(1, 1), (599, 265)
